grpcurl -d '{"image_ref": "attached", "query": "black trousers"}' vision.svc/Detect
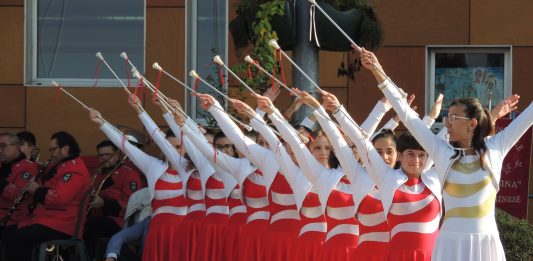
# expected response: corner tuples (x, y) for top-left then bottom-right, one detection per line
(83, 216), (121, 259)
(5, 224), (70, 261)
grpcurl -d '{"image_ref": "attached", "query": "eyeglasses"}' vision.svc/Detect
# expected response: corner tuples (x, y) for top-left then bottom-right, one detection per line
(215, 144), (233, 150)
(443, 115), (470, 124)
(97, 153), (115, 158)
(49, 146), (61, 153)
(0, 143), (16, 150)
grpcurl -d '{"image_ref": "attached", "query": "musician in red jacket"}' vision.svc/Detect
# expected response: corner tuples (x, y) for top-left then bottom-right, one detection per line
(84, 139), (143, 259)
(5, 131), (90, 261)
(0, 132), (39, 238)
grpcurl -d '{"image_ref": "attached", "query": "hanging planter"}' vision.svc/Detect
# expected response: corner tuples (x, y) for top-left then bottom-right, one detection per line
(230, 0), (295, 51)
(311, 2), (364, 52)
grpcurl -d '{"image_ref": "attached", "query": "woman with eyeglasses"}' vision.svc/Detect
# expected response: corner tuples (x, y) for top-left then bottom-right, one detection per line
(362, 49), (530, 261)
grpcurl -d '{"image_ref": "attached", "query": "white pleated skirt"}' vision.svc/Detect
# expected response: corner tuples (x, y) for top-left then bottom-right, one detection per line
(431, 230), (506, 261)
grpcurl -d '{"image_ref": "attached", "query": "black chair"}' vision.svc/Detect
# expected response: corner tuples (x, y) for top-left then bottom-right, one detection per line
(33, 188), (92, 261)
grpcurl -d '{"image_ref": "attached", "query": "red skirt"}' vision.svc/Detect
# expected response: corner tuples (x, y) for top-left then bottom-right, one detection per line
(222, 213), (246, 260)
(352, 241), (388, 261)
(293, 232), (325, 261)
(262, 219), (300, 261)
(320, 234), (358, 261)
(142, 213), (185, 261)
(174, 211), (205, 261)
(236, 219), (269, 261)
(387, 232), (437, 261)
(197, 213), (228, 261)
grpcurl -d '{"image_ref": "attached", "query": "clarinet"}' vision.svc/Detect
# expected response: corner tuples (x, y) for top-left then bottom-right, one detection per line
(0, 160), (51, 227)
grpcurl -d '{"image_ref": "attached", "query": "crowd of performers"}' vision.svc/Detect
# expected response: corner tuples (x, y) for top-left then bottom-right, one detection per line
(0, 50), (531, 261)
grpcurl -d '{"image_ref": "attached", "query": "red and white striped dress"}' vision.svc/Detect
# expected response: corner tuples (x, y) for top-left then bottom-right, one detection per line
(176, 171), (205, 261)
(263, 173), (301, 261)
(143, 168), (188, 260)
(388, 177), (440, 261)
(249, 114), (325, 261)
(224, 184), (247, 260)
(322, 177), (358, 261)
(100, 121), (189, 261)
(197, 173), (229, 261)
(295, 190), (327, 261)
(353, 187), (389, 261)
(237, 170), (270, 261)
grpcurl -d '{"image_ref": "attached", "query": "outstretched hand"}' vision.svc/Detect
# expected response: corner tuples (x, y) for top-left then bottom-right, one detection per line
(429, 93), (444, 120)
(491, 94), (520, 123)
(89, 109), (104, 125)
(256, 95), (276, 114)
(197, 94), (217, 111)
(322, 91), (341, 113)
(231, 99), (256, 119)
(291, 88), (321, 109)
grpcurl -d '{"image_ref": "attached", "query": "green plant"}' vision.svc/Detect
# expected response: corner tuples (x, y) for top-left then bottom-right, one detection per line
(496, 208), (533, 260)
(231, 0), (382, 88)
(232, 0), (286, 94)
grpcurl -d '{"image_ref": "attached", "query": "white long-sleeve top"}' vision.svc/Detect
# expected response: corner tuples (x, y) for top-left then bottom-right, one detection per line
(268, 110), (343, 212)
(100, 122), (169, 201)
(163, 113), (215, 196)
(379, 78), (533, 188)
(208, 102), (280, 191)
(138, 112), (188, 176)
(181, 119), (255, 195)
(333, 105), (442, 217)
(249, 113), (312, 211)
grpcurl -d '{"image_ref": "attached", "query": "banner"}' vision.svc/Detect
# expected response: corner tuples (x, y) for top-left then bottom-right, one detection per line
(495, 118), (532, 219)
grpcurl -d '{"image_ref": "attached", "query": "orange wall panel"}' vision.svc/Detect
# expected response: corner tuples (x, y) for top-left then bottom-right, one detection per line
(0, 7), (23, 84)
(147, 0), (184, 7)
(26, 87), (145, 159)
(347, 47), (425, 128)
(471, 0), (533, 45)
(374, 0), (469, 46)
(144, 7), (186, 125)
(0, 85), (25, 127)
(511, 47), (533, 107)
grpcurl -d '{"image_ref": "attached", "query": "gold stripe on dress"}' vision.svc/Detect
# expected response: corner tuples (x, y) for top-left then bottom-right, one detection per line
(451, 159), (481, 174)
(443, 176), (491, 198)
(443, 191), (496, 221)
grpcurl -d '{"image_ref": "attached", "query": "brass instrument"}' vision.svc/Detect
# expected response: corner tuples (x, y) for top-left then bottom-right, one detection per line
(87, 155), (128, 213)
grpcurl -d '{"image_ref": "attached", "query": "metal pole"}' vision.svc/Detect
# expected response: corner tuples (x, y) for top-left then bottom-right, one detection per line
(292, 0), (319, 125)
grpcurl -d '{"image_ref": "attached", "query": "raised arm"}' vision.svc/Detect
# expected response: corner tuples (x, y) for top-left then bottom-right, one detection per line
(325, 100), (391, 186)
(239, 98), (307, 188)
(361, 50), (454, 174)
(128, 96), (185, 173)
(163, 106), (215, 179)
(258, 96), (326, 186)
(490, 100), (533, 156)
(179, 115), (255, 184)
(89, 110), (166, 179)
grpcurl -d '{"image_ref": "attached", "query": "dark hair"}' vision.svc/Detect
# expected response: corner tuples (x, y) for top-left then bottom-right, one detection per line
(51, 131), (81, 157)
(449, 98), (494, 168)
(213, 131), (238, 158)
(165, 128), (176, 138)
(396, 132), (425, 153)
(17, 131), (36, 146)
(310, 130), (339, 169)
(372, 128), (399, 169)
(96, 139), (118, 152)
(372, 128), (397, 145)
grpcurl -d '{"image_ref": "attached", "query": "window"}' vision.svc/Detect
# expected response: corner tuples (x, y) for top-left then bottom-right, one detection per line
(426, 46), (512, 131)
(25, 0), (145, 87)
(185, 0), (228, 125)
